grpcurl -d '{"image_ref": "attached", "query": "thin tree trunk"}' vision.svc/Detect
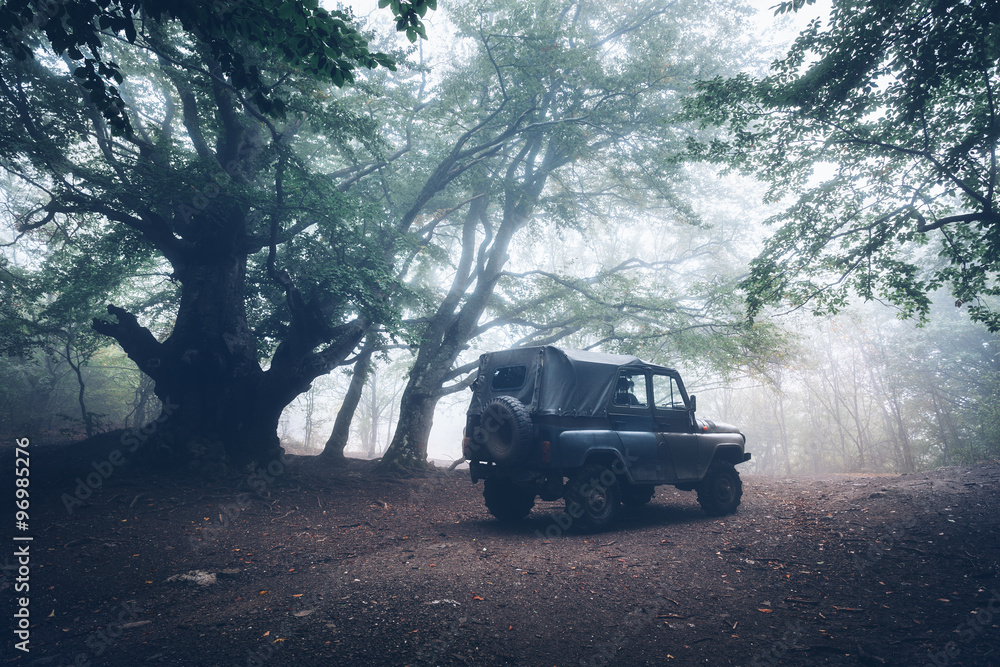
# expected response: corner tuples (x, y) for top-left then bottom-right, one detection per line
(303, 386), (316, 450)
(321, 341), (375, 460)
(65, 341), (94, 438)
(929, 387), (952, 465)
(772, 377), (792, 475)
(368, 370), (379, 457)
(380, 187), (541, 471)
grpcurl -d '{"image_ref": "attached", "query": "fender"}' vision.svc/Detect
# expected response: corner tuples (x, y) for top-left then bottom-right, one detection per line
(705, 443), (750, 471)
(555, 431), (637, 483)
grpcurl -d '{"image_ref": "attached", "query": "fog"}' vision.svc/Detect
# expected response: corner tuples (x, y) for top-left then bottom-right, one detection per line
(1, 0), (996, 475)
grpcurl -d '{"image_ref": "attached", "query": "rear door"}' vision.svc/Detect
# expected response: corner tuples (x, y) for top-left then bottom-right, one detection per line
(607, 369), (658, 480)
(650, 372), (697, 482)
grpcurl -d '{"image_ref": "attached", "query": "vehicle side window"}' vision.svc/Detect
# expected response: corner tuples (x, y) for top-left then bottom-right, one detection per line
(652, 373), (686, 410)
(612, 371), (647, 408)
(491, 365), (527, 391)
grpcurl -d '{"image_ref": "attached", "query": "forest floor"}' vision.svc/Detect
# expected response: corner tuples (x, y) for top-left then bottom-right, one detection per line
(4, 436), (1000, 667)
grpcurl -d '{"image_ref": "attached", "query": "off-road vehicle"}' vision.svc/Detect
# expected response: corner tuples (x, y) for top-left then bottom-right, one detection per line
(462, 346), (750, 529)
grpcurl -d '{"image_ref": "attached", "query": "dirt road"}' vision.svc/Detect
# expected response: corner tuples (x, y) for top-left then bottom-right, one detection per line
(5, 440), (999, 666)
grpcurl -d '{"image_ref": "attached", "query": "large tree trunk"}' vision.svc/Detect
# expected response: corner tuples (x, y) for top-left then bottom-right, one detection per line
(321, 342), (374, 461)
(93, 253), (274, 466)
(380, 387), (441, 470)
(94, 246), (365, 469)
(380, 158), (552, 472)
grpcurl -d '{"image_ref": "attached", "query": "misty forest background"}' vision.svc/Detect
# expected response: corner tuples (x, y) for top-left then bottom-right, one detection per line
(1, 0), (998, 476)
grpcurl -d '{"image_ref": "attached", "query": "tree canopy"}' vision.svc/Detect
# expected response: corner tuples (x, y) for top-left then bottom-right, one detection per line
(0, 0), (434, 134)
(359, 0), (765, 468)
(686, 0), (1000, 330)
(0, 0), (436, 465)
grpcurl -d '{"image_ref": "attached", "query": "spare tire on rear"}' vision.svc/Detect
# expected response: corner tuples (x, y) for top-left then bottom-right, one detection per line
(473, 396), (532, 463)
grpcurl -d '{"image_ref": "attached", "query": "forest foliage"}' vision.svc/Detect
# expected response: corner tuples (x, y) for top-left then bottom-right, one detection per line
(1, 0), (999, 472)
(685, 0), (1000, 331)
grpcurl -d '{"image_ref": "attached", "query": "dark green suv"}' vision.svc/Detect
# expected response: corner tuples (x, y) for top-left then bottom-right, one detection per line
(462, 346), (750, 529)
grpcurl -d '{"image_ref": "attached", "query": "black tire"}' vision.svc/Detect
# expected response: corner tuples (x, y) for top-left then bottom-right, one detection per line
(696, 461), (743, 516)
(565, 464), (621, 530)
(483, 477), (535, 522)
(474, 396), (532, 464)
(621, 483), (655, 508)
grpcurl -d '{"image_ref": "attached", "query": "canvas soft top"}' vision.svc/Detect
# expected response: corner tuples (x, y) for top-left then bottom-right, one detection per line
(467, 345), (675, 418)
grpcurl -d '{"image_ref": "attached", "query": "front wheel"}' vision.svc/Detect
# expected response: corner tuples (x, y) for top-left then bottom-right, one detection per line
(483, 477), (535, 522)
(565, 464), (621, 530)
(696, 462), (743, 516)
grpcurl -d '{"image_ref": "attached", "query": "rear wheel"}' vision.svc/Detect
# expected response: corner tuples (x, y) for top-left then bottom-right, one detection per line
(483, 477), (535, 522)
(565, 464), (621, 530)
(696, 462), (743, 516)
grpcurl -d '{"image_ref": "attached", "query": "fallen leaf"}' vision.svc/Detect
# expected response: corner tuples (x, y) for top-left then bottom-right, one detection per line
(757, 608), (772, 613)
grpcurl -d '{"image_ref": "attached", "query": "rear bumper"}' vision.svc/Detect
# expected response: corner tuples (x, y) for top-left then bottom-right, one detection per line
(470, 460), (555, 483)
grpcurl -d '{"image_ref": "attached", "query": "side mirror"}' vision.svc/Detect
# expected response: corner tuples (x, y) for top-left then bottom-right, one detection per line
(689, 394), (697, 413)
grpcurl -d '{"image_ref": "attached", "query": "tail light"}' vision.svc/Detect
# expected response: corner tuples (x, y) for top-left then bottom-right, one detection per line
(462, 436), (471, 458)
(540, 440), (550, 464)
